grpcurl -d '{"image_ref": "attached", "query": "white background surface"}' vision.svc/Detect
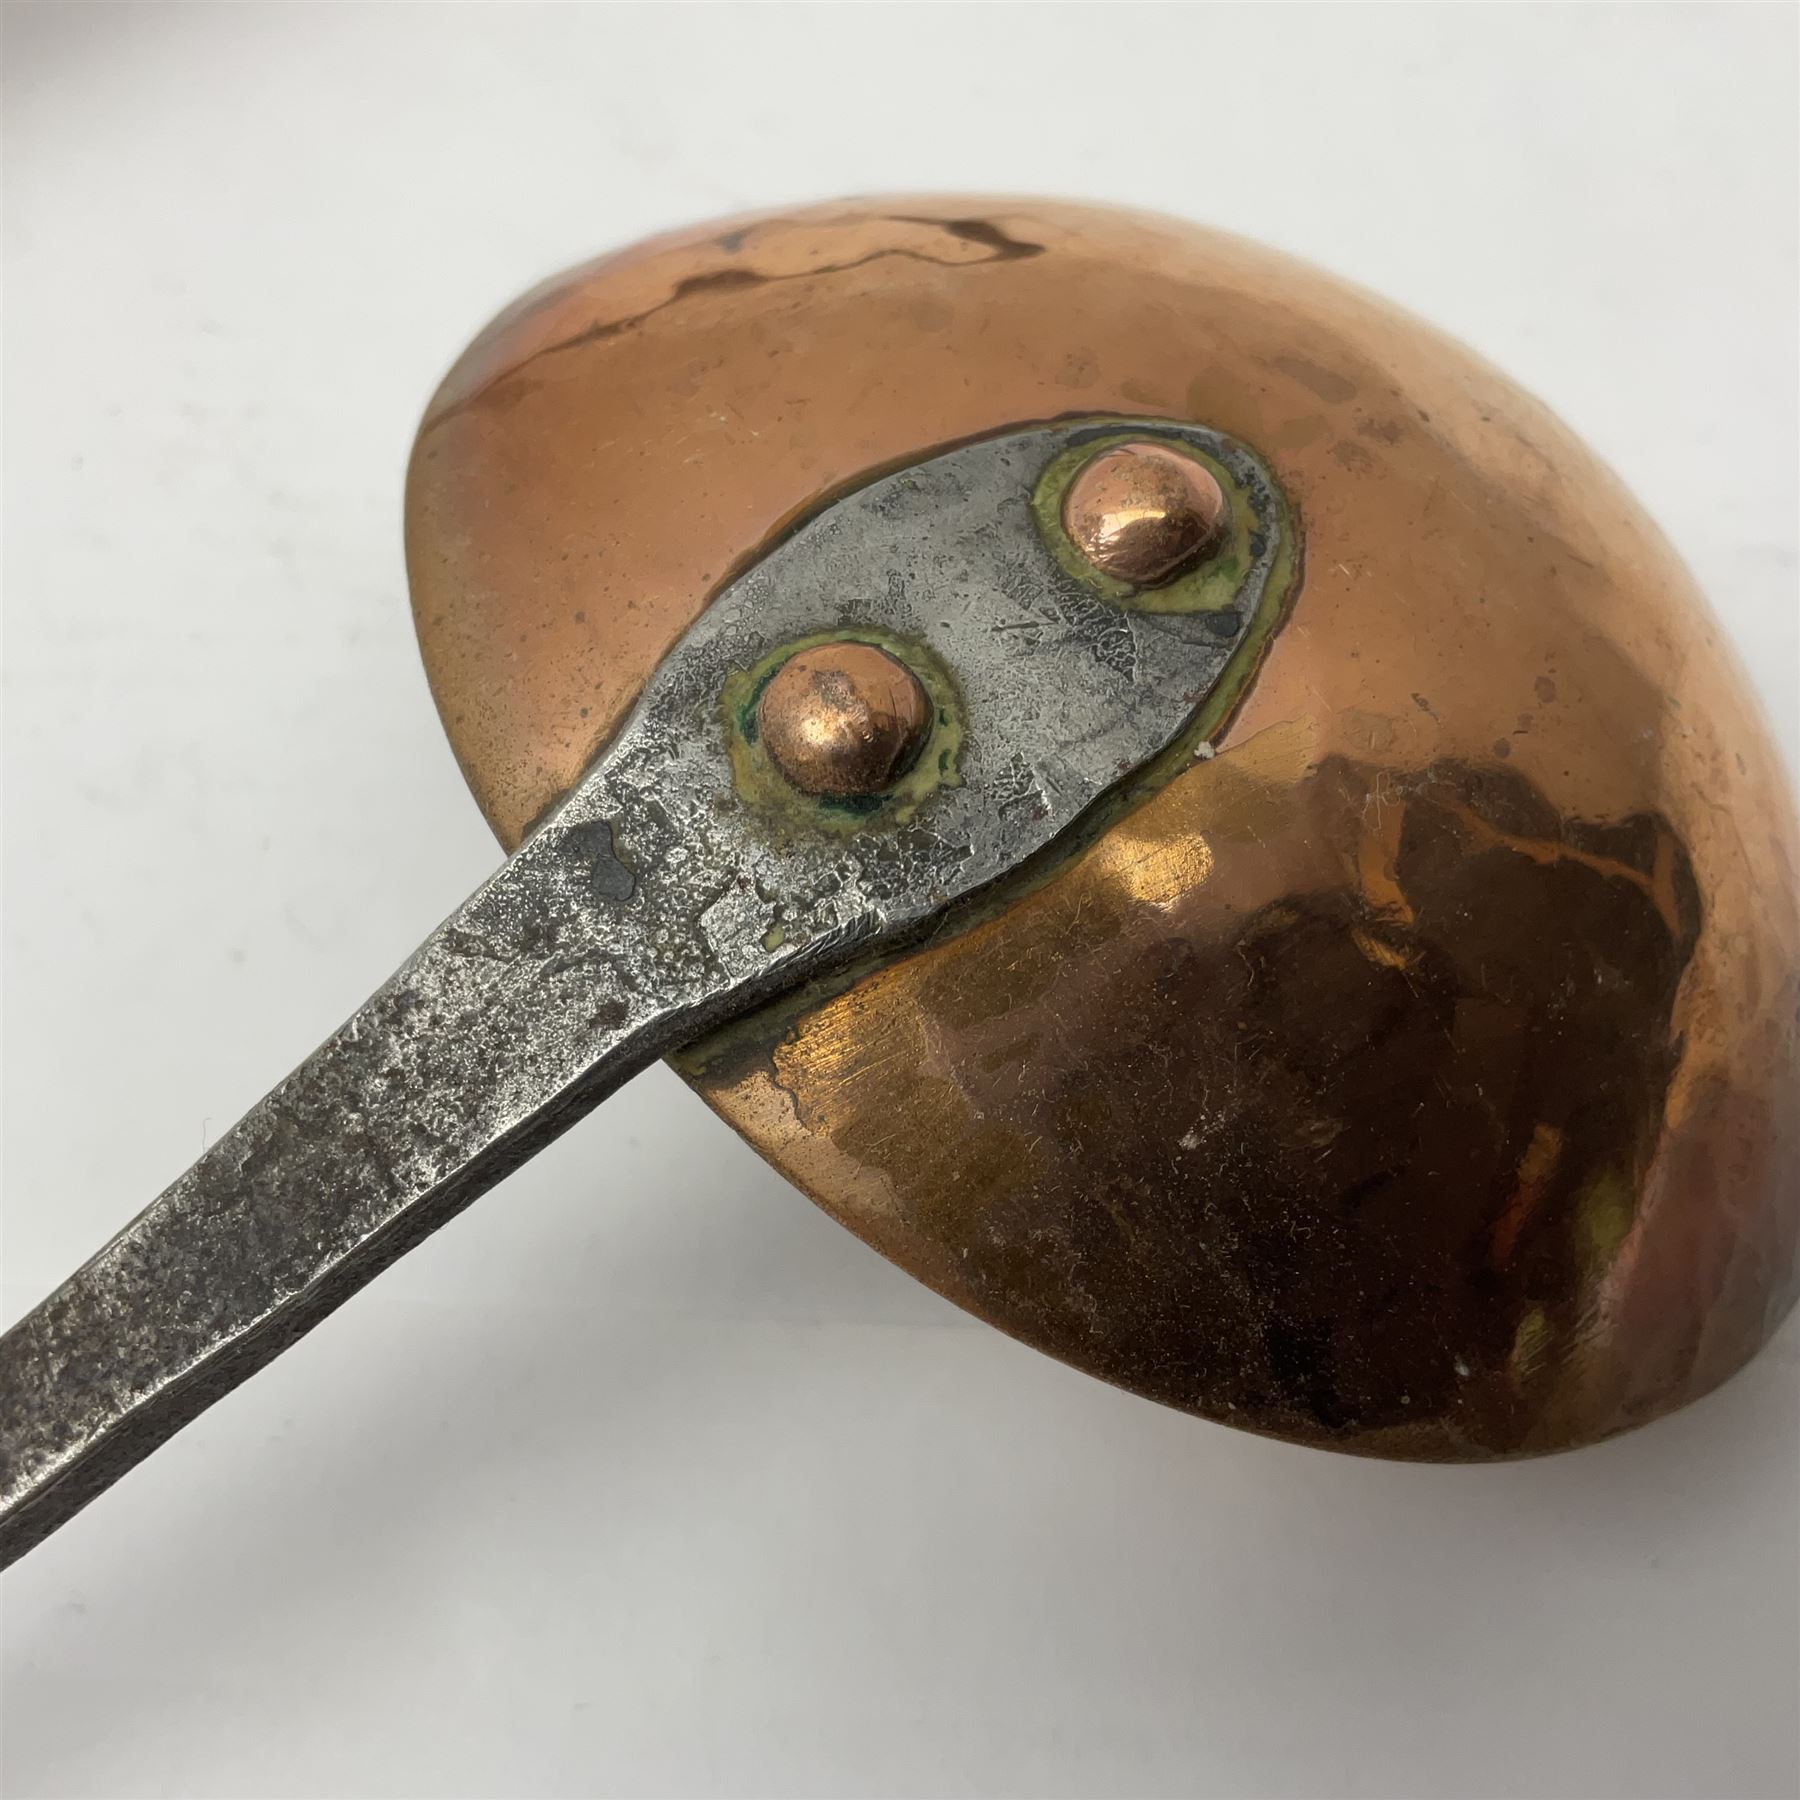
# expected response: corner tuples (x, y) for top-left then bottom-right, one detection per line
(3, 5), (1797, 1797)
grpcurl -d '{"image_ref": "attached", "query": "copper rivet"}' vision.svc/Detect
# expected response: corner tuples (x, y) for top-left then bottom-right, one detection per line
(1062, 442), (1228, 586)
(758, 642), (933, 798)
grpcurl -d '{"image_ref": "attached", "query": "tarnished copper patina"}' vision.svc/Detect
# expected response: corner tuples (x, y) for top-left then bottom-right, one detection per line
(406, 197), (1799, 1459)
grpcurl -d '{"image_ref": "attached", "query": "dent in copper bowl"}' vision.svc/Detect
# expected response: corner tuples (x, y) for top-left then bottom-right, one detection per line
(406, 196), (1800, 1457)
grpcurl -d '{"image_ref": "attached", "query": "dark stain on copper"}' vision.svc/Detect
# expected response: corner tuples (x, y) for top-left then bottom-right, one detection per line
(424, 218), (1044, 431)
(891, 215), (1046, 262)
(806, 756), (1702, 1456)
(1271, 355), (1359, 404)
(1357, 416), (1407, 445)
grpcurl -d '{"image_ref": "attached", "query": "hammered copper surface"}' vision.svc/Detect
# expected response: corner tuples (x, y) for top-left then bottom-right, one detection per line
(406, 197), (1800, 1457)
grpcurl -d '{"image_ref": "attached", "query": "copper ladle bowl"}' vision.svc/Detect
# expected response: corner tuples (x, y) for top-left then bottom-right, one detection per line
(406, 196), (1799, 1460)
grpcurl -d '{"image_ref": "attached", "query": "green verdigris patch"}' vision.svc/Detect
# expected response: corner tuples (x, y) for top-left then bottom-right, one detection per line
(723, 627), (965, 838)
(1032, 428), (1260, 617)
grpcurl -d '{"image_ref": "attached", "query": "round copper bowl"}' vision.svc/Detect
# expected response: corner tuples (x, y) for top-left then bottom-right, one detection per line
(406, 196), (1799, 1460)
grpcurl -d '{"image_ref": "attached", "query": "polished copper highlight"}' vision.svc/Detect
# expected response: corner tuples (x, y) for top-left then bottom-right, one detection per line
(758, 642), (933, 798)
(1061, 441), (1227, 586)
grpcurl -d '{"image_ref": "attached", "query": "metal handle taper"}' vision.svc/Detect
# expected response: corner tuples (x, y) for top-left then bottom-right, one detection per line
(0, 417), (1290, 1565)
